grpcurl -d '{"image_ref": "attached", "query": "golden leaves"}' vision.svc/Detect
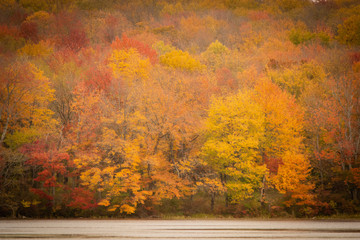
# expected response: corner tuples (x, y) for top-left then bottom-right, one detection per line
(160, 49), (206, 72)
(202, 90), (267, 202)
(18, 40), (53, 57)
(108, 48), (150, 84)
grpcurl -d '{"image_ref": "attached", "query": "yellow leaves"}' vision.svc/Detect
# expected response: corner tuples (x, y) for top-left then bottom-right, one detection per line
(108, 48), (150, 84)
(21, 199), (41, 208)
(26, 11), (51, 23)
(0, 0), (15, 9)
(201, 40), (231, 71)
(98, 199), (110, 207)
(226, 181), (257, 203)
(204, 40), (229, 55)
(120, 204), (136, 214)
(152, 41), (176, 56)
(102, 166), (116, 175)
(197, 177), (225, 193)
(206, 91), (265, 146)
(159, 1), (184, 16)
(76, 124), (153, 215)
(267, 60), (326, 99)
(202, 90), (267, 202)
(1, 61), (55, 144)
(160, 49), (206, 72)
(336, 14), (360, 46)
(4, 127), (39, 150)
(104, 203), (137, 214)
(21, 200), (31, 208)
(18, 40), (53, 57)
(107, 205), (119, 211)
(80, 168), (102, 190)
(203, 80), (312, 204)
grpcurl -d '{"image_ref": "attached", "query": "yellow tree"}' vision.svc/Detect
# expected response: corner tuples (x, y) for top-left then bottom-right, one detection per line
(201, 40), (229, 71)
(0, 59), (55, 148)
(202, 91), (267, 204)
(108, 48), (150, 85)
(160, 49), (206, 73)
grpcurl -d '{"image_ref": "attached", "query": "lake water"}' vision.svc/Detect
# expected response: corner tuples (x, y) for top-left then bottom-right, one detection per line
(0, 219), (360, 239)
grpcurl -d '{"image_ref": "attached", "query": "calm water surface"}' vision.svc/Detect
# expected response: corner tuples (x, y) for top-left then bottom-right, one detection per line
(1, 219), (360, 239)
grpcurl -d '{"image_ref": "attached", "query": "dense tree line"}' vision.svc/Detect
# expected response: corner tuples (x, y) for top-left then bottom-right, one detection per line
(0, 0), (359, 218)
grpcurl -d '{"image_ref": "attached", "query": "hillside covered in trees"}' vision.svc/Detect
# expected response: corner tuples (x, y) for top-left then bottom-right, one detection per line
(0, 0), (360, 218)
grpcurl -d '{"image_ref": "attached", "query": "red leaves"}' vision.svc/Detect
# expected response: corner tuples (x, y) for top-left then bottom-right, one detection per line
(48, 48), (78, 72)
(83, 66), (112, 91)
(111, 34), (158, 64)
(349, 52), (360, 64)
(67, 187), (97, 210)
(0, 24), (20, 39)
(61, 29), (88, 52)
(30, 188), (54, 201)
(53, 11), (88, 52)
(34, 169), (52, 182)
(264, 155), (283, 175)
(22, 141), (73, 200)
(20, 21), (39, 43)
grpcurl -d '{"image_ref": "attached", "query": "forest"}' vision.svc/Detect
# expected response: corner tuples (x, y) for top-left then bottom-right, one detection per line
(0, 0), (359, 218)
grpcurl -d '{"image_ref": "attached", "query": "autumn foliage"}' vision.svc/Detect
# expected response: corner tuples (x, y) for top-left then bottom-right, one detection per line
(1, 0), (360, 218)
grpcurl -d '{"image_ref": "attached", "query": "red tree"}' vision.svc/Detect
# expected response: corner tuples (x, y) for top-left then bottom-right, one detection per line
(111, 34), (158, 64)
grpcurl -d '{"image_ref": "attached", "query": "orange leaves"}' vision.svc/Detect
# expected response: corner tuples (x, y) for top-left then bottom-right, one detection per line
(179, 15), (224, 49)
(272, 150), (314, 206)
(71, 82), (104, 146)
(3, 0), (360, 218)
(252, 78), (314, 207)
(254, 78), (304, 155)
(0, 24), (20, 39)
(147, 154), (192, 201)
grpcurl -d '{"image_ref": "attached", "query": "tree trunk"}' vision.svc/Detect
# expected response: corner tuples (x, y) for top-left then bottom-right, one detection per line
(211, 192), (215, 212)
(0, 115), (10, 145)
(353, 188), (358, 203)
